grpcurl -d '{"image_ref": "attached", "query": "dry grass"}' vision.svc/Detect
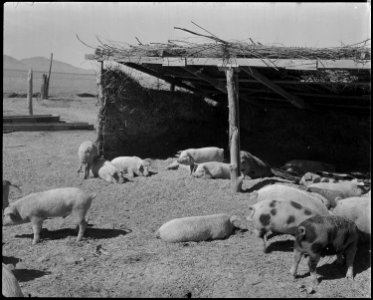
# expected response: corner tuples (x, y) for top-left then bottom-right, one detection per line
(2, 97), (371, 298)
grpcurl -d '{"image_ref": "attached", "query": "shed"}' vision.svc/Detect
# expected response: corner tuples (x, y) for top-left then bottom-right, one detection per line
(85, 31), (371, 191)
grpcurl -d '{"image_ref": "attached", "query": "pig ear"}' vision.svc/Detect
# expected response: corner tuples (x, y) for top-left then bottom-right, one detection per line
(187, 153), (194, 164)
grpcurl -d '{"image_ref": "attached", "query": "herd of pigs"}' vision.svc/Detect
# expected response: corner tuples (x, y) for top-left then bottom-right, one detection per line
(2, 142), (371, 296)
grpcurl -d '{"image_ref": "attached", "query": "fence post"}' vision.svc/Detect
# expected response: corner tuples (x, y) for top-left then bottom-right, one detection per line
(27, 69), (33, 115)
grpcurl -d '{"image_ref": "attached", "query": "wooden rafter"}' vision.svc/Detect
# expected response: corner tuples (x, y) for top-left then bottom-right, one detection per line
(183, 66), (263, 108)
(124, 63), (216, 100)
(241, 67), (308, 109)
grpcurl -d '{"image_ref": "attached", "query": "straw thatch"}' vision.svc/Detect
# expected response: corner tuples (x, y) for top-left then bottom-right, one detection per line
(93, 37), (371, 63)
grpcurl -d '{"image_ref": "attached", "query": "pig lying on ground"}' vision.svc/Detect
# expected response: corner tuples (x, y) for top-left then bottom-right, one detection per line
(247, 199), (320, 252)
(3, 187), (95, 244)
(249, 183), (330, 213)
(156, 214), (244, 243)
(3, 180), (21, 211)
(362, 190), (371, 198)
(2, 263), (24, 297)
(111, 156), (150, 177)
(281, 160), (335, 176)
(192, 162), (232, 179)
(305, 186), (345, 209)
(332, 197), (371, 243)
(91, 157), (124, 183)
(240, 150), (272, 178)
(77, 140), (98, 179)
(307, 180), (366, 199)
(176, 147), (224, 174)
(290, 215), (358, 285)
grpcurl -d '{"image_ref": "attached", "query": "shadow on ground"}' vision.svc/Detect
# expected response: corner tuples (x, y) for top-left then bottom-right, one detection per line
(266, 239), (294, 253)
(13, 268), (51, 283)
(295, 242), (371, 283)
(15, 227), (131, 242)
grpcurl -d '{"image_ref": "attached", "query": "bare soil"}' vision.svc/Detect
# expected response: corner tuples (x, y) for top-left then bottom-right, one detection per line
(2, 97), (371, 298)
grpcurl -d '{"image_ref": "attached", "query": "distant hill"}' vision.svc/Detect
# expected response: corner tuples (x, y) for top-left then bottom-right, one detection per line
(4, 55), (95, 74)
(4, 55), (28, 70)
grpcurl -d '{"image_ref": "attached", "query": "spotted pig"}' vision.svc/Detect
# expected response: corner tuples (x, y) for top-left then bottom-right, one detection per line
(290, 215), (358, 285)
(247, 199), (319, 253)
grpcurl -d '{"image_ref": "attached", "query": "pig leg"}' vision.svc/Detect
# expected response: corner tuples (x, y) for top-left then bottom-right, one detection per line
(31, 217), (44, 245)
(127, 168), (135, 178)
(83, 164), (90, 179)
(77, 164), (83, 174)
(290, 248), (302, 278)
(344, 240), (357, 280)
(308, 254), (321, 285)
(76, 213), (88, 242)
(257, 229), (269, 253)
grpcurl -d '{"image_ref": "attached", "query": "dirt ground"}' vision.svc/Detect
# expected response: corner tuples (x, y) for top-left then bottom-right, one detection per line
(2, 97), (371, 298)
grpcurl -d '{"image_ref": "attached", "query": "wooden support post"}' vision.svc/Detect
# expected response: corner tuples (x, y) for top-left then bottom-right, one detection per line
(27, 69), (33, 115)
(40, 74), (48, 100)
(45, 53), (53, 99)
(225, 67), (241, 192)
(95, 61), (105, 157)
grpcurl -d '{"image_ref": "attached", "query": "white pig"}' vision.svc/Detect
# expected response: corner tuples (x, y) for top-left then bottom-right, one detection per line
(2, 263), (24, 297)
(249, 183), (331, 213)
(91, 157), (124, 183)
(332, 196), (371, 242)
(193, 162), (232, 179)
(307, 180), (366, 199)
(156, 214), (243, 243)
(111, 156), (150, 177)
(3, 187), (95, 244)
(176, 147), (224, 174)
(77, 140), (98, 179)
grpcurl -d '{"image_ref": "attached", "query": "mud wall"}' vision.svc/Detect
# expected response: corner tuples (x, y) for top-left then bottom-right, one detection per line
(100, 69), (226, 160)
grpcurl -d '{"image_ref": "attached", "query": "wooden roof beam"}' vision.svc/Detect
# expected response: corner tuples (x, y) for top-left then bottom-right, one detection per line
(184, 66), (228, 94)
(183, 66), (264, 109)
(124, 62), (218, 101)
(241, 67), (309, 109)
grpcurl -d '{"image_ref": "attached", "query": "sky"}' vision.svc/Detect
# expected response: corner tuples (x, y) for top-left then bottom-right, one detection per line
(3, 2), (371, 70)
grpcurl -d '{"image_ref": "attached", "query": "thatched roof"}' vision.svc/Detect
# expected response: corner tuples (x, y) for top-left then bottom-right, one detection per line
(84, 27), (371, 113)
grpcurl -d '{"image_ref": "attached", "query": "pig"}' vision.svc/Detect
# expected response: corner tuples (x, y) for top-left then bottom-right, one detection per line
(299, 172), (323, 186)
(332, 197), (371, 242)
(111, 156), (150, 177)
(247, 199), (320, 252)
(156, 214), (244, 243)
(240, 150), (272, 178)
(3, 180), (22, 211)
(281, 160), (335, 176)
(305, 186), (345, 209)
(91, 157), (124, 183)
(307, 180), (366, 199)
(77, 140), (99, 179)
(176, 147), (224, 174)
(362, 190), (371, 198)
(249, 183), (331, 213)
(290, 215), (358, 285)
(192, 162), (232, 179)
(3, 187), (95, 244)
(2, 263), (24, 297)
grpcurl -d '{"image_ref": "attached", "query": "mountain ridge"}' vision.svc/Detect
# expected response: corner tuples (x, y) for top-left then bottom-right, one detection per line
(4, 55), (95, 74)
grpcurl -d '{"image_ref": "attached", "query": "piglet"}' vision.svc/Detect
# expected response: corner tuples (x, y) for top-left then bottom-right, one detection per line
(3, 187), (95, 244)
(77, 140), (98, 179)
(290, 215), (358, 285)
(91, 157), (124, 183)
